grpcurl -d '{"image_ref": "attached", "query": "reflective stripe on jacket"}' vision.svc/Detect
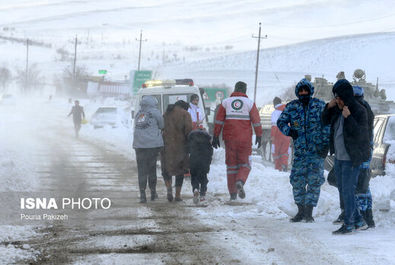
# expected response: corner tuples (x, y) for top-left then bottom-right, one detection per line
(214, 92), (262, 142)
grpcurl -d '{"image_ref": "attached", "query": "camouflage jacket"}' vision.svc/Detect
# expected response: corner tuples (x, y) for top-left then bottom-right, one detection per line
(277, 98), (330, 158)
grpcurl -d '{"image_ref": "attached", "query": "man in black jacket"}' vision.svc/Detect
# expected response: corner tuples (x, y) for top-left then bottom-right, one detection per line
(332, 85), (376, 228)
(322, 79), (370, 234)
(67, 100), (85, 138)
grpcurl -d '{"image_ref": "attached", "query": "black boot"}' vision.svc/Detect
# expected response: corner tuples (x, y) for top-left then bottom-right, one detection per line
(230, 193), (237, 201)
(333, 210), (344, 224)
(361, 210), (367, 222)
(365, 209), (376, 228)
(165, 180), (173, 202)
(150, 189), (158, 201)
(304, 205), (314, 223)
(140, 190), (147, 203)
(290, 204), (304, 222)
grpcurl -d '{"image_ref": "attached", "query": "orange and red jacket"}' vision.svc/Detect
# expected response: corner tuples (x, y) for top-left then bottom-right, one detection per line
(214, 92), (262, 142)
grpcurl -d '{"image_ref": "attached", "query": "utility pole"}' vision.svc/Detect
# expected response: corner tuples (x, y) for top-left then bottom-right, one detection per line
(136, 30), (147, 71)
(25, 39), (29, 93)
(252, 22), (267, 103)
(73, 35), (77, 80)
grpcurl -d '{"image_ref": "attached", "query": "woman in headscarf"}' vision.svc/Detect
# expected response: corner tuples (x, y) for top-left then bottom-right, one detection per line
(161, 100), (192, 201)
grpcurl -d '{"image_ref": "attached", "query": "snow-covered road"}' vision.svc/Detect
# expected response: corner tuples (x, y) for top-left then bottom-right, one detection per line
(1, 97), (395, 264)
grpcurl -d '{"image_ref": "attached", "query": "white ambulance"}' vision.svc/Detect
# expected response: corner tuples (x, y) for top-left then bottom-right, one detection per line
(132, 79), (210, 130)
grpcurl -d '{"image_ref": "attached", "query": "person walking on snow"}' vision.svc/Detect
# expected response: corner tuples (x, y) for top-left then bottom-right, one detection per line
(332, 85), (376, 228)
(67, 100), (85, 138)
(188, 128), (213, 204)
(212, 81), (262, 200)
(322, 79), (370, 234)
(133, 96), (164, 203)
(271, 97), (291, 172)
(277, 78), (330, 222)
(188, 94), (205, 130)
(162, 100), (192, 202)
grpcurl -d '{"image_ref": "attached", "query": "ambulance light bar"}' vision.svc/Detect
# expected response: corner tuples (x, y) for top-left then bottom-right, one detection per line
(142, 79), (176, 88)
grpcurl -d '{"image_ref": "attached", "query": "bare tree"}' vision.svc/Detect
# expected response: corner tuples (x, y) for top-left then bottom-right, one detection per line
(0, 67), (11, 92)
(62, 65), (89, 96)
(15, 63), (44, 93)
(56, 48), (71, 61)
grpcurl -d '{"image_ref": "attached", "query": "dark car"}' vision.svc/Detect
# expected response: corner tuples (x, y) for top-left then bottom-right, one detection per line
(325, 114), (395, 176)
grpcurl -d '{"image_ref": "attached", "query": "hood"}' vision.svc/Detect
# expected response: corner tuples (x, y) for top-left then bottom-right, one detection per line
(189, 129), (211, 143)
(333, 79), (355, 105)
(353, 85), (364, 97)
(295, 78), (314, 99)
(140, 96), (158, 110)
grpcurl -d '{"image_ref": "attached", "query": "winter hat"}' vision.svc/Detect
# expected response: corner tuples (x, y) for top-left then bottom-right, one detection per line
(273, 97), (282, 106)
(353, 85), (364, 97)
(295, 78), (314, 98)
(333, 79), (354, 104)
(234, 81), (247, 94)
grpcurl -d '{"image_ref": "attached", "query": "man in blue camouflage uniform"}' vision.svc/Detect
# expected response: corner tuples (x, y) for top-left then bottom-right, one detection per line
(277, 78), (330, 222)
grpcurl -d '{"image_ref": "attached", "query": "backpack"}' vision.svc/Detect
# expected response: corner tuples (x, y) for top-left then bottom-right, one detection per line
(135, 110), (153, 130)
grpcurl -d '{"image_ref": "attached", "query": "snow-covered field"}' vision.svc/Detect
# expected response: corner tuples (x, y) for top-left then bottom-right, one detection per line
(1, 0), (395, 107)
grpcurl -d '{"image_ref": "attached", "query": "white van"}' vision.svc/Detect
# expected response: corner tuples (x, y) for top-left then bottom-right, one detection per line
(132, 80), (210, 130)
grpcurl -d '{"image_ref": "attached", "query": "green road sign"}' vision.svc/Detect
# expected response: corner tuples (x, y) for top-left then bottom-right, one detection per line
(98, 70), (107, 74)
(132, 70), (152, 94)
(201, 87), (228, 103)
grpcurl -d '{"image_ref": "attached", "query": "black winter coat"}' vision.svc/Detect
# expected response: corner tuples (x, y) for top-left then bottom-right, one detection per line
(322, 100), (370, 166)
(356, 96), (374, 145)
(188, 130), (213, 174)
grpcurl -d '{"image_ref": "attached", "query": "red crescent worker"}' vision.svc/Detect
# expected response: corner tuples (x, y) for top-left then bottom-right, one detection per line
(212, 81), (263, 200)
(271, 97), (291, 171)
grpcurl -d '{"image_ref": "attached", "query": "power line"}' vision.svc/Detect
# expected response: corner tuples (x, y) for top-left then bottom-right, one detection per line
(252, 22), (267, 103)
(25, 38), (29, 93)
(135, 30), (147, 71)
(73, 35), (77, 80)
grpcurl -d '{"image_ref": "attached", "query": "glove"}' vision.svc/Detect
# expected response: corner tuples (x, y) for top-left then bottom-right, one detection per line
(317, 145), (329, 158)
(255, 136), (262, 149)
(289, 129), (298, 140)
(212, 136), (220, 149)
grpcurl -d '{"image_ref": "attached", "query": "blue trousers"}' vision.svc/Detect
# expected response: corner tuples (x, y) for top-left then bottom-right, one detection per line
(290, 156), (325, 207)
(334, 159), (363, 227)
(339, 189), (373, 212)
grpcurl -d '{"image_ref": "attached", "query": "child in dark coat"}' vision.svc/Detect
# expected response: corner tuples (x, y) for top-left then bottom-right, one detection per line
(188, 129), (213, 204)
